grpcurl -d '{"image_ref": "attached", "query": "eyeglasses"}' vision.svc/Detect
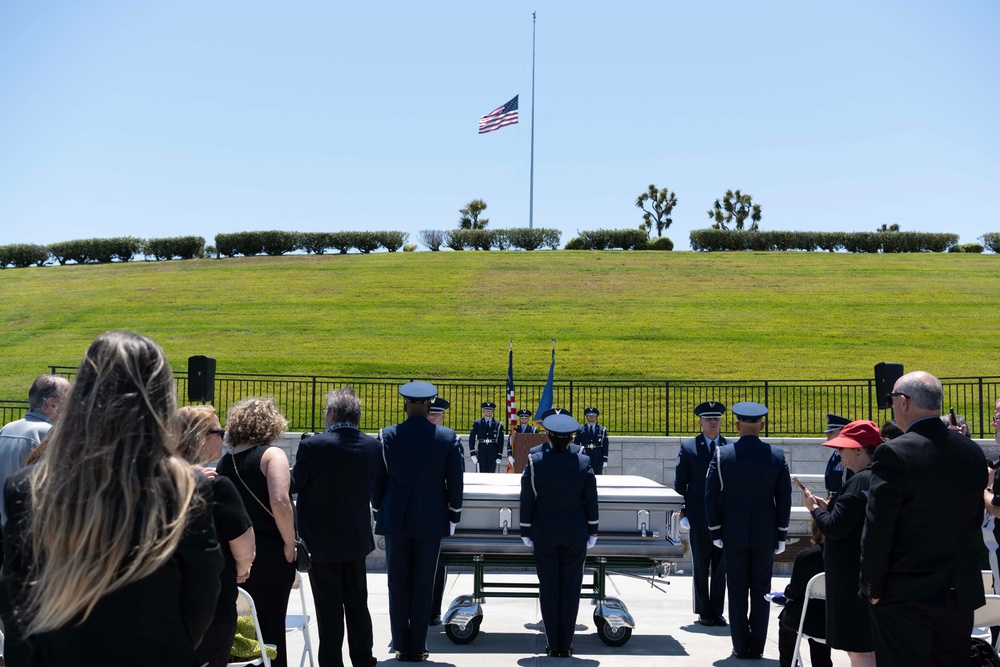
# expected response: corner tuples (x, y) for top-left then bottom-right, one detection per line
(886, 392), (910, 403)
(208, 429), (226, 438)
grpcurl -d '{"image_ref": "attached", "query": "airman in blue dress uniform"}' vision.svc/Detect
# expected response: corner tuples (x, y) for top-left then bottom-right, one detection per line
(529, 408), (585, 456)
(520, 413), (599, 658)
(674, 400), (728, 627)
(427, 395), (463, 626)
(514, 409), (539, 434)
(705, 401), (792, 660)
(372, 382), (465, 662)
(822, 413), (852, 504)
(575, 407), (609, 474)
(469, 401), (505, 473)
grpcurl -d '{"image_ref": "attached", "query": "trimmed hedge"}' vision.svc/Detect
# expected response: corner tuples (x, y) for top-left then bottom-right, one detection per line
(0, 244), (49, 268)
(419, 230), (446, 251)
(445, 229), (498, 251)
(47, 237), (144, 264)
(144, 236), (205, 260)
(690, 229), (959, 253)
(505, 228), (561, 251)
(948, 243), (984, 254)
(575, 229), (649, 250)
(563, 237), (588, 250)
(981, 234), (1000, 253)
(215, 231), (300, 257)
(645, 236), (674, 251)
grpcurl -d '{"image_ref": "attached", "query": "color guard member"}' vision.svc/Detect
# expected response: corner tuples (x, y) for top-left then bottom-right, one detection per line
(674, 401), (728, 627)
(514, 409), (538, 434)
(529, 409), (584, 456)
(520, 413), (599, 658)
(575, 407), (609, 474)
(469, 401), (505, 473)
(705, 401), (792, 660)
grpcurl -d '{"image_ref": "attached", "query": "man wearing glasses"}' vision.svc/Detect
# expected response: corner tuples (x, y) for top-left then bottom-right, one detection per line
(860, 372), (987, 667)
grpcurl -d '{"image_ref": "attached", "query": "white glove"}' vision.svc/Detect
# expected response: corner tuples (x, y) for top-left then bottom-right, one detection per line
(471, 455), (478, 464)
(713, 539), (724, 549)
(508, 456), (515, 466)
(522, 537), (533, 547)
(496, 458), (502, 466)
(679, 516), (690, 531)
(775, 541), (786, 555)
(449, 522), (457, 536)
(587, 535), (598, 549)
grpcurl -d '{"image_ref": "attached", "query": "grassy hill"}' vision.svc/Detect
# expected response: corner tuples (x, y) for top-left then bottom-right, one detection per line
(1, 251), (998, 400)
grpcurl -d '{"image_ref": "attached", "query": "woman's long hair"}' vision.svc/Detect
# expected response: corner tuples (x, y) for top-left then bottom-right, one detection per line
(22, 331), (197, 635)
(177, 405), (218, 464)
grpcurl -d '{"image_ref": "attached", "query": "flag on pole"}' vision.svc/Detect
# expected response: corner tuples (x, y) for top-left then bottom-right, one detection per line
(478, 95), (519, 134)
(534, 340), (556, 427)
(506, 341), (517, 434)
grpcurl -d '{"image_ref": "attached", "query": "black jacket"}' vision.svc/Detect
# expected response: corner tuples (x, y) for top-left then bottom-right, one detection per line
(292, 425), (382, 562)
(674, 433), (727, 531)
(860, 416), (987, 608)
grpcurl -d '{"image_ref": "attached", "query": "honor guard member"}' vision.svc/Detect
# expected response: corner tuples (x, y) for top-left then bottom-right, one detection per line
(529, 408), (585, 456)
(469, 401), (505, 473)
(372, 382), (464, 662)
(705, 401), (792, 660)
(575, 407), (609, 474)
(674, 401), (728, 627)
(514, 409), (538, 434)
(822, 413), (853, 503)
(520, 413), (599, 658)
(428, 395), (462, 625)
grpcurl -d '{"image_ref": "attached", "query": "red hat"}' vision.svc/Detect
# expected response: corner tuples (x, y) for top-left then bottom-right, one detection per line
(822, 420), (881, 449)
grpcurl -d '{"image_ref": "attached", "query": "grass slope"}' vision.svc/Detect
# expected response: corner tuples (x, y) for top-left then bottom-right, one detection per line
(1, 251), (998, 399)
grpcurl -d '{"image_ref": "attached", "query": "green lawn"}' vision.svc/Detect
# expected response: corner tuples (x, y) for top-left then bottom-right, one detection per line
(1, 251), (998, 400)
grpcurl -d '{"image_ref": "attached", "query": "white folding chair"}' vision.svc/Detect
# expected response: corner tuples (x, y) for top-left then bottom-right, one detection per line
(972, 594), (1000, 653)
(229, 586), (272, 667)
(286, 570), (316, 667)
(791, 573), (827, 667)
(983, 570), (995, 595)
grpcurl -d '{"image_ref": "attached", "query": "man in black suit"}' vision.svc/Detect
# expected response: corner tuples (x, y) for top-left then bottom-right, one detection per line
(860, 371), (987, 667)
(706, 402), (792, 660)
(373, 382), (464, 662)
(292, 388), (381, 667)
(674, 401), (728, 627)
(469, 401), (505, 473)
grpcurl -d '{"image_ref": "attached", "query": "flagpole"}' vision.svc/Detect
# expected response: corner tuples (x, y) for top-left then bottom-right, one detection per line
(529, 11), (536, 229)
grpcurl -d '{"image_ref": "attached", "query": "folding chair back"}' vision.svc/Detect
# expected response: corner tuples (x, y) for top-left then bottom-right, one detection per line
(229, 587), (271, 667)
(791, 573), (826, 667)
(286, 570), (316, 667)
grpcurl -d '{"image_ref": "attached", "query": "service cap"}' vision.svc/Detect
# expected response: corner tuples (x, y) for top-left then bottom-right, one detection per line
(516, 409), (532, 418)
(732, 401), (768, 422)
(539, 407), (572, 419)
(399, 382), (437, 402)
(429, 396), (450, 413)
(584, 407), (599, 416)
(481, 401), (497, 410)
(694, 401), (726, 418)
(825, 413), (851, 433)
(542, 413), (581, 436)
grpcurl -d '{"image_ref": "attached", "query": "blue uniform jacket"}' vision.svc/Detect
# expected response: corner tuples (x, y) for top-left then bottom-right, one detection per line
(372, 415), (464, 538)
(519, 449), (599, 543)
(575, 424), (609, 467)
(704, 435), (792, 550)
(528, 442), (584, 456)
(469, 418), (506, 458)
(674, 433), (727, 531)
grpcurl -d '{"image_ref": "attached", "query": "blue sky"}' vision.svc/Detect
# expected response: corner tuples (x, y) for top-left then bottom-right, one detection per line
(2, 1), (998, 250)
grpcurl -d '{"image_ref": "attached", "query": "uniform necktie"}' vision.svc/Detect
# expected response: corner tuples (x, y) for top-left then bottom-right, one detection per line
(708, 439), (716, 456)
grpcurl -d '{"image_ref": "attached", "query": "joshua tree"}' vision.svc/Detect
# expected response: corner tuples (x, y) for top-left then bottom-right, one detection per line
(458, 199), (489, 229)
(707, 189), (762, 231)
(635, 184), (677, 237)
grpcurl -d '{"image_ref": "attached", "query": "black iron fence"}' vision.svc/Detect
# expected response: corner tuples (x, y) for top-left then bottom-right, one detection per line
(21, 368), (997, 439)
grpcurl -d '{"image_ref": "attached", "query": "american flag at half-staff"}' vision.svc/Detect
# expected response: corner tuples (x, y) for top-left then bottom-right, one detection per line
(506, 341), (517, 434)
(479, 95), (519, 134)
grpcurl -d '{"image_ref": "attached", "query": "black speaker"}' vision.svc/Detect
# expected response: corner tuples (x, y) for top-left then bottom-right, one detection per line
(875, 362), (904, 409)
(188, 355), (216, 403)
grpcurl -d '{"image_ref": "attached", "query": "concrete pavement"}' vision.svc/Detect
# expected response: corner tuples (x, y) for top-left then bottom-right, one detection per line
(283, 568), (850, 667)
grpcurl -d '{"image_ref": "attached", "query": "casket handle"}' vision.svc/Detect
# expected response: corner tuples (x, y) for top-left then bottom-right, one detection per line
(637, 510), (650, 537)
(499, 507), (512, 535)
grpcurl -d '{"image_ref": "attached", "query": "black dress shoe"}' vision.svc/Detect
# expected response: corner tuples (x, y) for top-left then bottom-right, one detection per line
(395, 651), (411, 662)
(428, 615), (442, 626)
(411, 651), (430, 662)
(698, 614), (716, 626)
(560, 648), (573, 658)
(731, 649), (750, 659)
(714, 615), (728, 626)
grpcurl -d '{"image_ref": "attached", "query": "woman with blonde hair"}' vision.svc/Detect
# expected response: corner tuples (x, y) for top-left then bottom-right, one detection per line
(217, 397), (296, 667)
(178, 405), (256, 667)
(0, 331), (222, 666)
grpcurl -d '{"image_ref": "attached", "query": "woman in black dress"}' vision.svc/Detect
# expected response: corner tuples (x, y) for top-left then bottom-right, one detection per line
(777, 520), (832, 667)
(804, 419), (881, 667)
(179, 405), (256, 667)
(0, 331), (222, 666)
(519, 413), (599, 658)
(217, 398), (297, 667)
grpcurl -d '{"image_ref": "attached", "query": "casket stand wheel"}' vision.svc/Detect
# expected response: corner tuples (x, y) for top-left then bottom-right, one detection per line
(594, 616), (632, 647)
(444, 617), (482, 644)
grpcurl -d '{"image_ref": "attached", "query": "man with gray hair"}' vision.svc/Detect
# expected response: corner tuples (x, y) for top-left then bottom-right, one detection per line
(861, 371), (987, 666)
(292, 387), (382, 667)
(0, 374), (70, 524)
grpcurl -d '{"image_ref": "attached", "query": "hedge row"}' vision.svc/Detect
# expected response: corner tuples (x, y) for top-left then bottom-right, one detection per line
(565, 229), (652, 250)
(689, 229), (959, 253)
(0, 236), (208, 268)
(416, 228), (562, 251)
(214, 230), (408, 257)
(982, 234), (1000, 254)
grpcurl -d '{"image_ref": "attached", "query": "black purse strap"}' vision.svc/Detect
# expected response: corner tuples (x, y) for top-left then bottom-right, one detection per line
(229, 445), (299, 540)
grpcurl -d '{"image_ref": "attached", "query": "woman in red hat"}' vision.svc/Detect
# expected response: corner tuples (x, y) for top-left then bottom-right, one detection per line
(803, 420), (882, 667)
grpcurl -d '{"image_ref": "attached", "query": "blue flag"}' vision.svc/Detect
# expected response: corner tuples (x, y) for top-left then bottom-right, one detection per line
(534, 343), (555, 427)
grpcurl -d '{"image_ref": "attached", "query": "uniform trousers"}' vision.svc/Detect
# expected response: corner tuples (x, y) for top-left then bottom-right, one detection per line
(582, 448), (603, 474)
(533, 539), (587, 652)
(869, 590), (972, 667)
(242, 538), (296, 667)
(384, 536), (441, 655)
(431, 564), (447, 618)
(689, 528), (726, 617)
(309, 558), (377, 667)
(724, 546), (773, 656)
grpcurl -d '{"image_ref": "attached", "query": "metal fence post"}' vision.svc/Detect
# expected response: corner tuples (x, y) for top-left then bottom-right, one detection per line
(764, 380), (770, 438)
(980, 377), (985, 439)
(664, 381), (670, 437)
(867, 379), (873, 421)
(569, 380), (574, 415)
(311, 376), (318, 432)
